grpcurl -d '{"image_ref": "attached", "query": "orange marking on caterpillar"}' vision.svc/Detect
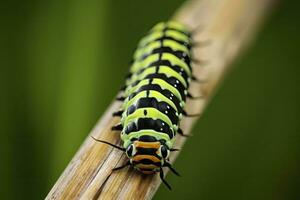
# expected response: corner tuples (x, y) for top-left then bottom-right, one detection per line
(134, 141), (161, 149)
(135, 163), (157, 169)
(132, 155), (161, 163)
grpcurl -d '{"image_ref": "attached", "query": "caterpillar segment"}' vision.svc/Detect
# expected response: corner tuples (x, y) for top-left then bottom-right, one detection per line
(140, 28), (190, 50)
(96, 21), (198, 190)
(134, 39), (191, 65)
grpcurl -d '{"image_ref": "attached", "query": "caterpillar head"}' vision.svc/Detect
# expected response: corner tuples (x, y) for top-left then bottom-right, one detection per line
(125, 136), (170, 174)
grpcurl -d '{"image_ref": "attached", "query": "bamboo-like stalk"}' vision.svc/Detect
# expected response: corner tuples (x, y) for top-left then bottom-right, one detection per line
(46, 0), (274, 199)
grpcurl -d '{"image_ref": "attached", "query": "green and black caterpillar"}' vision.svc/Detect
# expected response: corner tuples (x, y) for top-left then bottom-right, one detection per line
(93, 21), (202, 190)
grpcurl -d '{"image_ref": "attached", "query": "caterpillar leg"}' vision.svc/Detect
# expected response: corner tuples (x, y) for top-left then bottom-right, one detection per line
(112, 110), (123, 117)
(177, 128), (189, 137)
(192, 58), (209, 65)
(111, 123), (123, 131)
(159, 168), (172, 190)
(191, 75), (207, 83)
(182, 110), (200, 117)
(187, 92), (203, 99)
(119, 85), (126, 91)
(116, 96), (126, 101)
(125, 72), (132, 78)
(163, 162), (180, 176)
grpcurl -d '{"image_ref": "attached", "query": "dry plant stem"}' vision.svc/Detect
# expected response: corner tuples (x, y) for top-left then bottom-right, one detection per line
(46, 0), (274, 199)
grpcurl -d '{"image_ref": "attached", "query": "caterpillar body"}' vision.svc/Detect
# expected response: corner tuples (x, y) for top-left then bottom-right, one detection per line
(95, 21), (199, 190)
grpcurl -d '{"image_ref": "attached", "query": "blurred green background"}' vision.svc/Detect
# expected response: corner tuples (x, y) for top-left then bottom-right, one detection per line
(0, 0), (299, 199)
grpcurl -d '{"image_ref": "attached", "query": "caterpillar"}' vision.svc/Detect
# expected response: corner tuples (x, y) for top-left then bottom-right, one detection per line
(93, 21), (202, 190)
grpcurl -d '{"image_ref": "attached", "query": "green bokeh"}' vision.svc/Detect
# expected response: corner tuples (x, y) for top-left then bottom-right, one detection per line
(0, 0), (299, 199)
